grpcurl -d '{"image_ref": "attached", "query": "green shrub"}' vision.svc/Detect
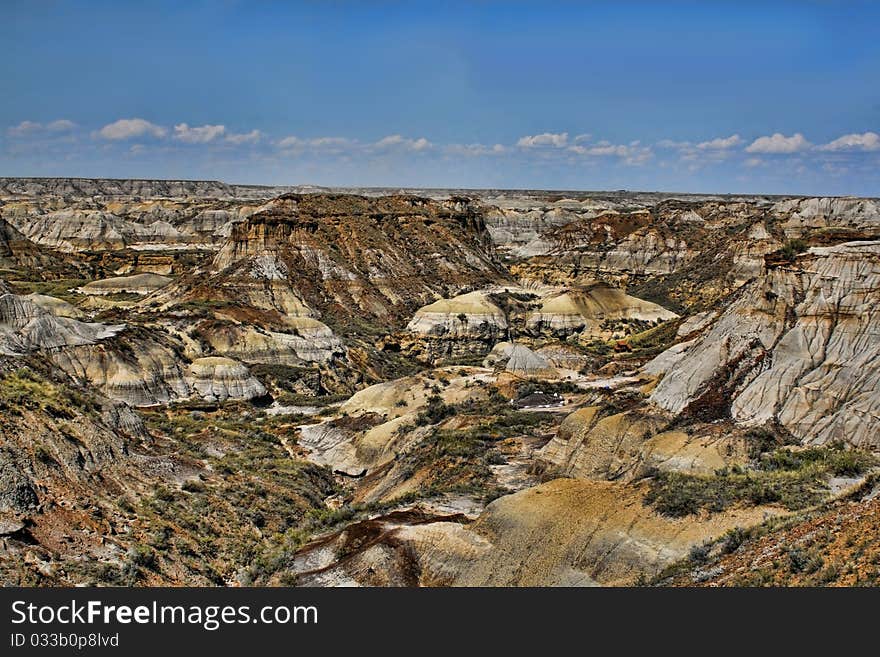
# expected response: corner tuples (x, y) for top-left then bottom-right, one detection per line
(720, 527), (747, 554)
(689, 543), (711, 564)
(414, 395), (453, 426)
(646, 444), (876, 517)
(645, 469), (827, 517)
(758, 444), (876, 477)
(780, 239), (808, 262)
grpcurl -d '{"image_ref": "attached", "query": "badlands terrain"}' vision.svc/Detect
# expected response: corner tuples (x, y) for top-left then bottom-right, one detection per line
(1, 177), (879, 586)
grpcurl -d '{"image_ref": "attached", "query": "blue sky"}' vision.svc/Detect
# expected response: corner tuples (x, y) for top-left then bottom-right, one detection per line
(1, 1), (878, 194)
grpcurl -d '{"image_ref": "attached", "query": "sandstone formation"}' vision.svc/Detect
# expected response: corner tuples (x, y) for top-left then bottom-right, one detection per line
(773, 196), (880, 239)
(291, 479), (776, 586)
(649, 241), (880, 448)
(78, 273), (172, 295)
(195, 320), (344, 365)
(0, 293), (124, 355)
(50, 335), (191, 407)
(23, 293), (85, 319)
(192, 194), (505, 330)
(538, 406), (747, 481)
(441, 479), (777, 586)
(484, 342), (557, 378)
(406, 290), (508, 339)
(0, 177), (288, 199)
(0, 218), (74, 274)
(186, 357), (266, 402)
(538, 408), (664, 480)
(298, 367), (494, 477)
(525, 284), (678, 336)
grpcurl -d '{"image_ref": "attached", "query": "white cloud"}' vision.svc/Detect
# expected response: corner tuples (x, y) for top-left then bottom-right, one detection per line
(277, 135), (354, 152)
(372, 135), (432, 151)
(655, 135), (740, 167)
(817, 132), (880, 152)
(309, 136), (353, 148)
(745, 132), (809, 154)
(277, 136), (305, 149)
(656, 139), (691, 150)
(573, 141), (628, 156)
(277, 134), (431, 156)
(173, 123), (226, 144)
(744, 157), (765, 168)
(567, 140), (652, 165)
(7, 119), (76, 136)
(374, 135), (405, 148)
(447, 143), (507, 156)
(517, 132), (568, 148)
(97, 118), (167, 140)
(46, 119), (76, 132)
(696, 134), (742, 150)
(225, 129), (262, 145)
(7, 120), (44, 136)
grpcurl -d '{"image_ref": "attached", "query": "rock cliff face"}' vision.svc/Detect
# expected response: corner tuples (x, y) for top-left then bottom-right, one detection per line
(0, 218), (74, 274)
(400, 282), (678, 364)
(50, 334), (191, 407)
(484, 199), (610, 257)
(406, 290), (508, 338)
(186, 357), (266, 402)
(402, 290), (509, 362)
(538, 408), (665, 480)
(496, 200), (798, 316)
(194, 320), (344, 366)
(4, 202), (260, 253)
(649, 241), (880, 448)
(51, 335), (272, 406)
(0, 177), (284, 199)
(200, 194), (504, 328)
(772, 197), (880, 239)
(0, 293), (124, 355)
(0, 289), (266, 406)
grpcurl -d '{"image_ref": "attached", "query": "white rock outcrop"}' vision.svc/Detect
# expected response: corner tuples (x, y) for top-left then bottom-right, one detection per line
(51, 338), (190, 407)
(186, 357), (266, 402)
(24, 293), (85, 319)
(78, 273), (172, 296)
(484, 342), (557, 378)
(525, 284), (678, 335)
(406, 290), (507, 338)
(199, 320), (344, 365)
(773, 197), (880, 238)
(0, 293), (123, 355)
(649, 241), (880, 447)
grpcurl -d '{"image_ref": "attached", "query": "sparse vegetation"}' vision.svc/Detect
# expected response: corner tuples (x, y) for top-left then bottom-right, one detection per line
(645, 444), (877, 517)
(9, 278), (89, 303)
(0, 368), (98, 416)
(780, 238), (808, 262)
(115, 406), (342, 585)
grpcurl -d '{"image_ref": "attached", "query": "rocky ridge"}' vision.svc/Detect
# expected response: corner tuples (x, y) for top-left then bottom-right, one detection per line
(2, 178), (880, 587)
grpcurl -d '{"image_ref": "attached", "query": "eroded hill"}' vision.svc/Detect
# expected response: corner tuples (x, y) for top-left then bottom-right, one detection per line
(1, 179), (878, 586)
